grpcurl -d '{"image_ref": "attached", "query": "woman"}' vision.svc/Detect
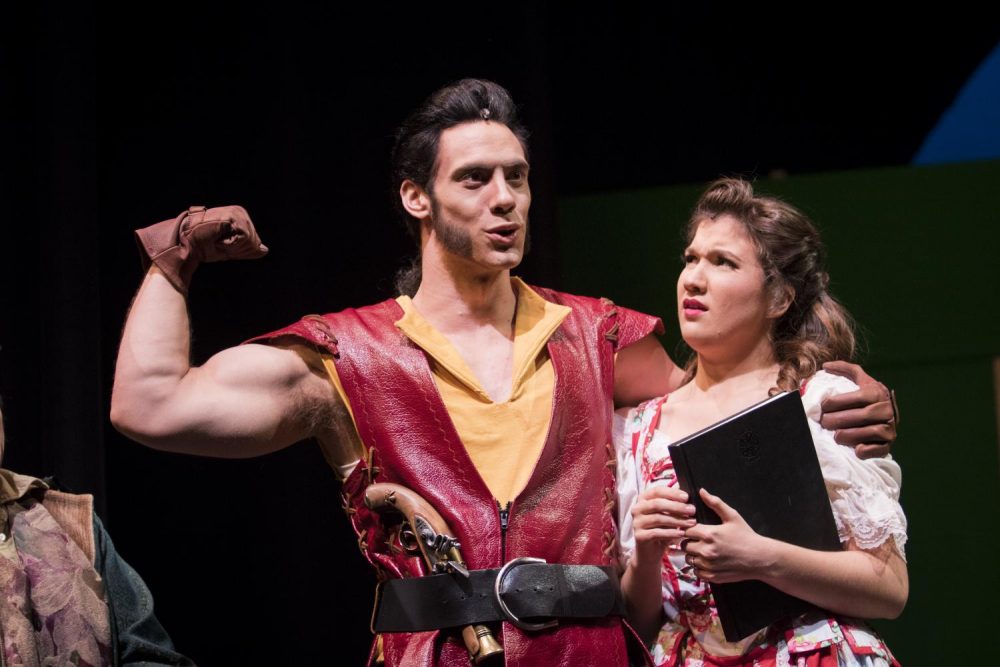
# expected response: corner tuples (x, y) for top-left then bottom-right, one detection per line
(616, 178), (907, 666)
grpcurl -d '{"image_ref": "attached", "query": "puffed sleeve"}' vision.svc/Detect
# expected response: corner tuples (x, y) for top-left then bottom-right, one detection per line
(802, 371), (908, 559)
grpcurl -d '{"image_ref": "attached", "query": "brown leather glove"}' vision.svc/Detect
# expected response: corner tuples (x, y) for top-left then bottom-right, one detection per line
(135, 205), (268, 294)
(819, 360), (900, 460)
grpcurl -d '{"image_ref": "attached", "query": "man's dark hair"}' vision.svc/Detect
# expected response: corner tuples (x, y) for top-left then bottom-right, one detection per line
(391, 79), (530, 295)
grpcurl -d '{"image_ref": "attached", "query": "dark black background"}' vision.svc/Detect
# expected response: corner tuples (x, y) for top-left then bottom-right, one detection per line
(1, 4), (995, 663)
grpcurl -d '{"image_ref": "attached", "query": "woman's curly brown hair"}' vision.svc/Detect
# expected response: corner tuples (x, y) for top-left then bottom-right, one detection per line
(683, 178), (856, 394)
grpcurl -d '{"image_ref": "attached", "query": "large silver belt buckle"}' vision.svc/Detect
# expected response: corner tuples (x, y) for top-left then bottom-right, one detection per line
(493, 557), (559, 631)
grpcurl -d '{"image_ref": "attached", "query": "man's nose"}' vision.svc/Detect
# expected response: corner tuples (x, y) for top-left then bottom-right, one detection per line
(489, 172), (516, 214)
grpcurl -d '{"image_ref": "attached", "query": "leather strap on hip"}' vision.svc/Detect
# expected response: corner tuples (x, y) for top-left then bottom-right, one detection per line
(373, 562), (625, 633)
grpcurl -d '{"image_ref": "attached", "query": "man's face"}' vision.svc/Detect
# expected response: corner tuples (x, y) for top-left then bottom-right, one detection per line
(424, 121), (531, 274)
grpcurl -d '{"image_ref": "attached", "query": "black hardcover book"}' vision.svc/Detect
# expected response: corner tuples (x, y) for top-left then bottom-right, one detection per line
(667, 390), (841, 642)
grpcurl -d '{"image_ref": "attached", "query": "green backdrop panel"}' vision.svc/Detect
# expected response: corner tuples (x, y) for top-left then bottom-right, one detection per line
(557, 160), (1000, 366)
(557, 160), (1000, 664)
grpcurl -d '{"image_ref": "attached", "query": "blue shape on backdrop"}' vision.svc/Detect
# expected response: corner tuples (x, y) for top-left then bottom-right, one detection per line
(914, 42), (1000, 165)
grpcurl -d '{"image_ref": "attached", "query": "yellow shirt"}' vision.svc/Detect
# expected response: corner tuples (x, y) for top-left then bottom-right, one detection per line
(321, 278), (569, 505)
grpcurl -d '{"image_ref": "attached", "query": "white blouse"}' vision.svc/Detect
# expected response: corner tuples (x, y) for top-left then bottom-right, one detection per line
(615, 370), (907, 572)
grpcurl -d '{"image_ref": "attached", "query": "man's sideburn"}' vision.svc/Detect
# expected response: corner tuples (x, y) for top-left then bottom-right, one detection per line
(427, 196), (531, 262)
(429, 197), (474, 258)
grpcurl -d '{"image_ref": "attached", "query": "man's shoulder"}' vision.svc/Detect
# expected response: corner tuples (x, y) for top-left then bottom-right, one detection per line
(525, 284), (608, 312)
(244, 299), (402, 355)
(525, 283), (664, 349)
(527, 284), (659, 323)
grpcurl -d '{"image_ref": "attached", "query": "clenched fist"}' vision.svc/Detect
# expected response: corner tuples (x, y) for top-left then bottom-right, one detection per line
(135, 205), (268, 294)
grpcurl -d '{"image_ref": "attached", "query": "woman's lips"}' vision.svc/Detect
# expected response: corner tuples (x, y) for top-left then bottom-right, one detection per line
(682, 298), (707, 318)
(683, 298), (707, 310)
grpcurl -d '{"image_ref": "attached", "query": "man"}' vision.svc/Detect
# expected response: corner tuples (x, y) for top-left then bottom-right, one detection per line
(111, 80), (895, 666)
(0, 398), (193, 666)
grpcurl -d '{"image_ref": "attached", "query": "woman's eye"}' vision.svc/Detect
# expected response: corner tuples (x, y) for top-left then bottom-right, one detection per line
(682, 254), (696, 264)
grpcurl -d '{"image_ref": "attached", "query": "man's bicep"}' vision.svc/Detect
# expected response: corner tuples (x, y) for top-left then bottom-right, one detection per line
(613, 334), (683, 407)
(155, 343), (326, 455)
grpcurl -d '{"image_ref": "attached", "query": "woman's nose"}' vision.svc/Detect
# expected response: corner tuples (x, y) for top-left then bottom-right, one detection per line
(682, 263), (706, 294)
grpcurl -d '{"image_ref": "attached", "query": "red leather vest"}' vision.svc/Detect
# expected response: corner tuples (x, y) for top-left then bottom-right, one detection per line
(251, 287), (661, 666)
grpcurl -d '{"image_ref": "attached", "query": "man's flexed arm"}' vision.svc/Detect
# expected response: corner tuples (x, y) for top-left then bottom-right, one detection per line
(111, 206), (344, 459)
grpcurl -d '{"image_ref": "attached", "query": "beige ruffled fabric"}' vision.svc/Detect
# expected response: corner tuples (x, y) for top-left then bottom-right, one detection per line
(0, 469), (111, 666)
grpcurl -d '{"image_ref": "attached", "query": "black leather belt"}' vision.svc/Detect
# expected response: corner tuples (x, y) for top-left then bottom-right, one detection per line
(373, 558), (625, 633)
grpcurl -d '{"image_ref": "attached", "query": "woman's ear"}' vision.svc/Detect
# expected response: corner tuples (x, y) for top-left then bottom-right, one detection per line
(768, 282), (795, 320)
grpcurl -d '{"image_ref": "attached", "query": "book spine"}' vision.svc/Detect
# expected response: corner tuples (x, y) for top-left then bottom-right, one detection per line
(671, 443), (737, 637)
(670, 446), (701, 522)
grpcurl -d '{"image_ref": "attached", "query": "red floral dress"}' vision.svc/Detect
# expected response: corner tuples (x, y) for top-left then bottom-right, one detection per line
(614, 372), (906, 667)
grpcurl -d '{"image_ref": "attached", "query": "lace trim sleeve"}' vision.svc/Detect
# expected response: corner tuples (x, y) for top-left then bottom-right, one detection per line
(801, 371), (908, 560)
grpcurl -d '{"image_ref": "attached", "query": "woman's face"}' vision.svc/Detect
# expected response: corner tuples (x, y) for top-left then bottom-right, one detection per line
(677, 215), (780, 362)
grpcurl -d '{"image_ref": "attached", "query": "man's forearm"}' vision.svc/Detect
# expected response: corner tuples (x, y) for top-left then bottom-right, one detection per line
(110, 267), (193, 440)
